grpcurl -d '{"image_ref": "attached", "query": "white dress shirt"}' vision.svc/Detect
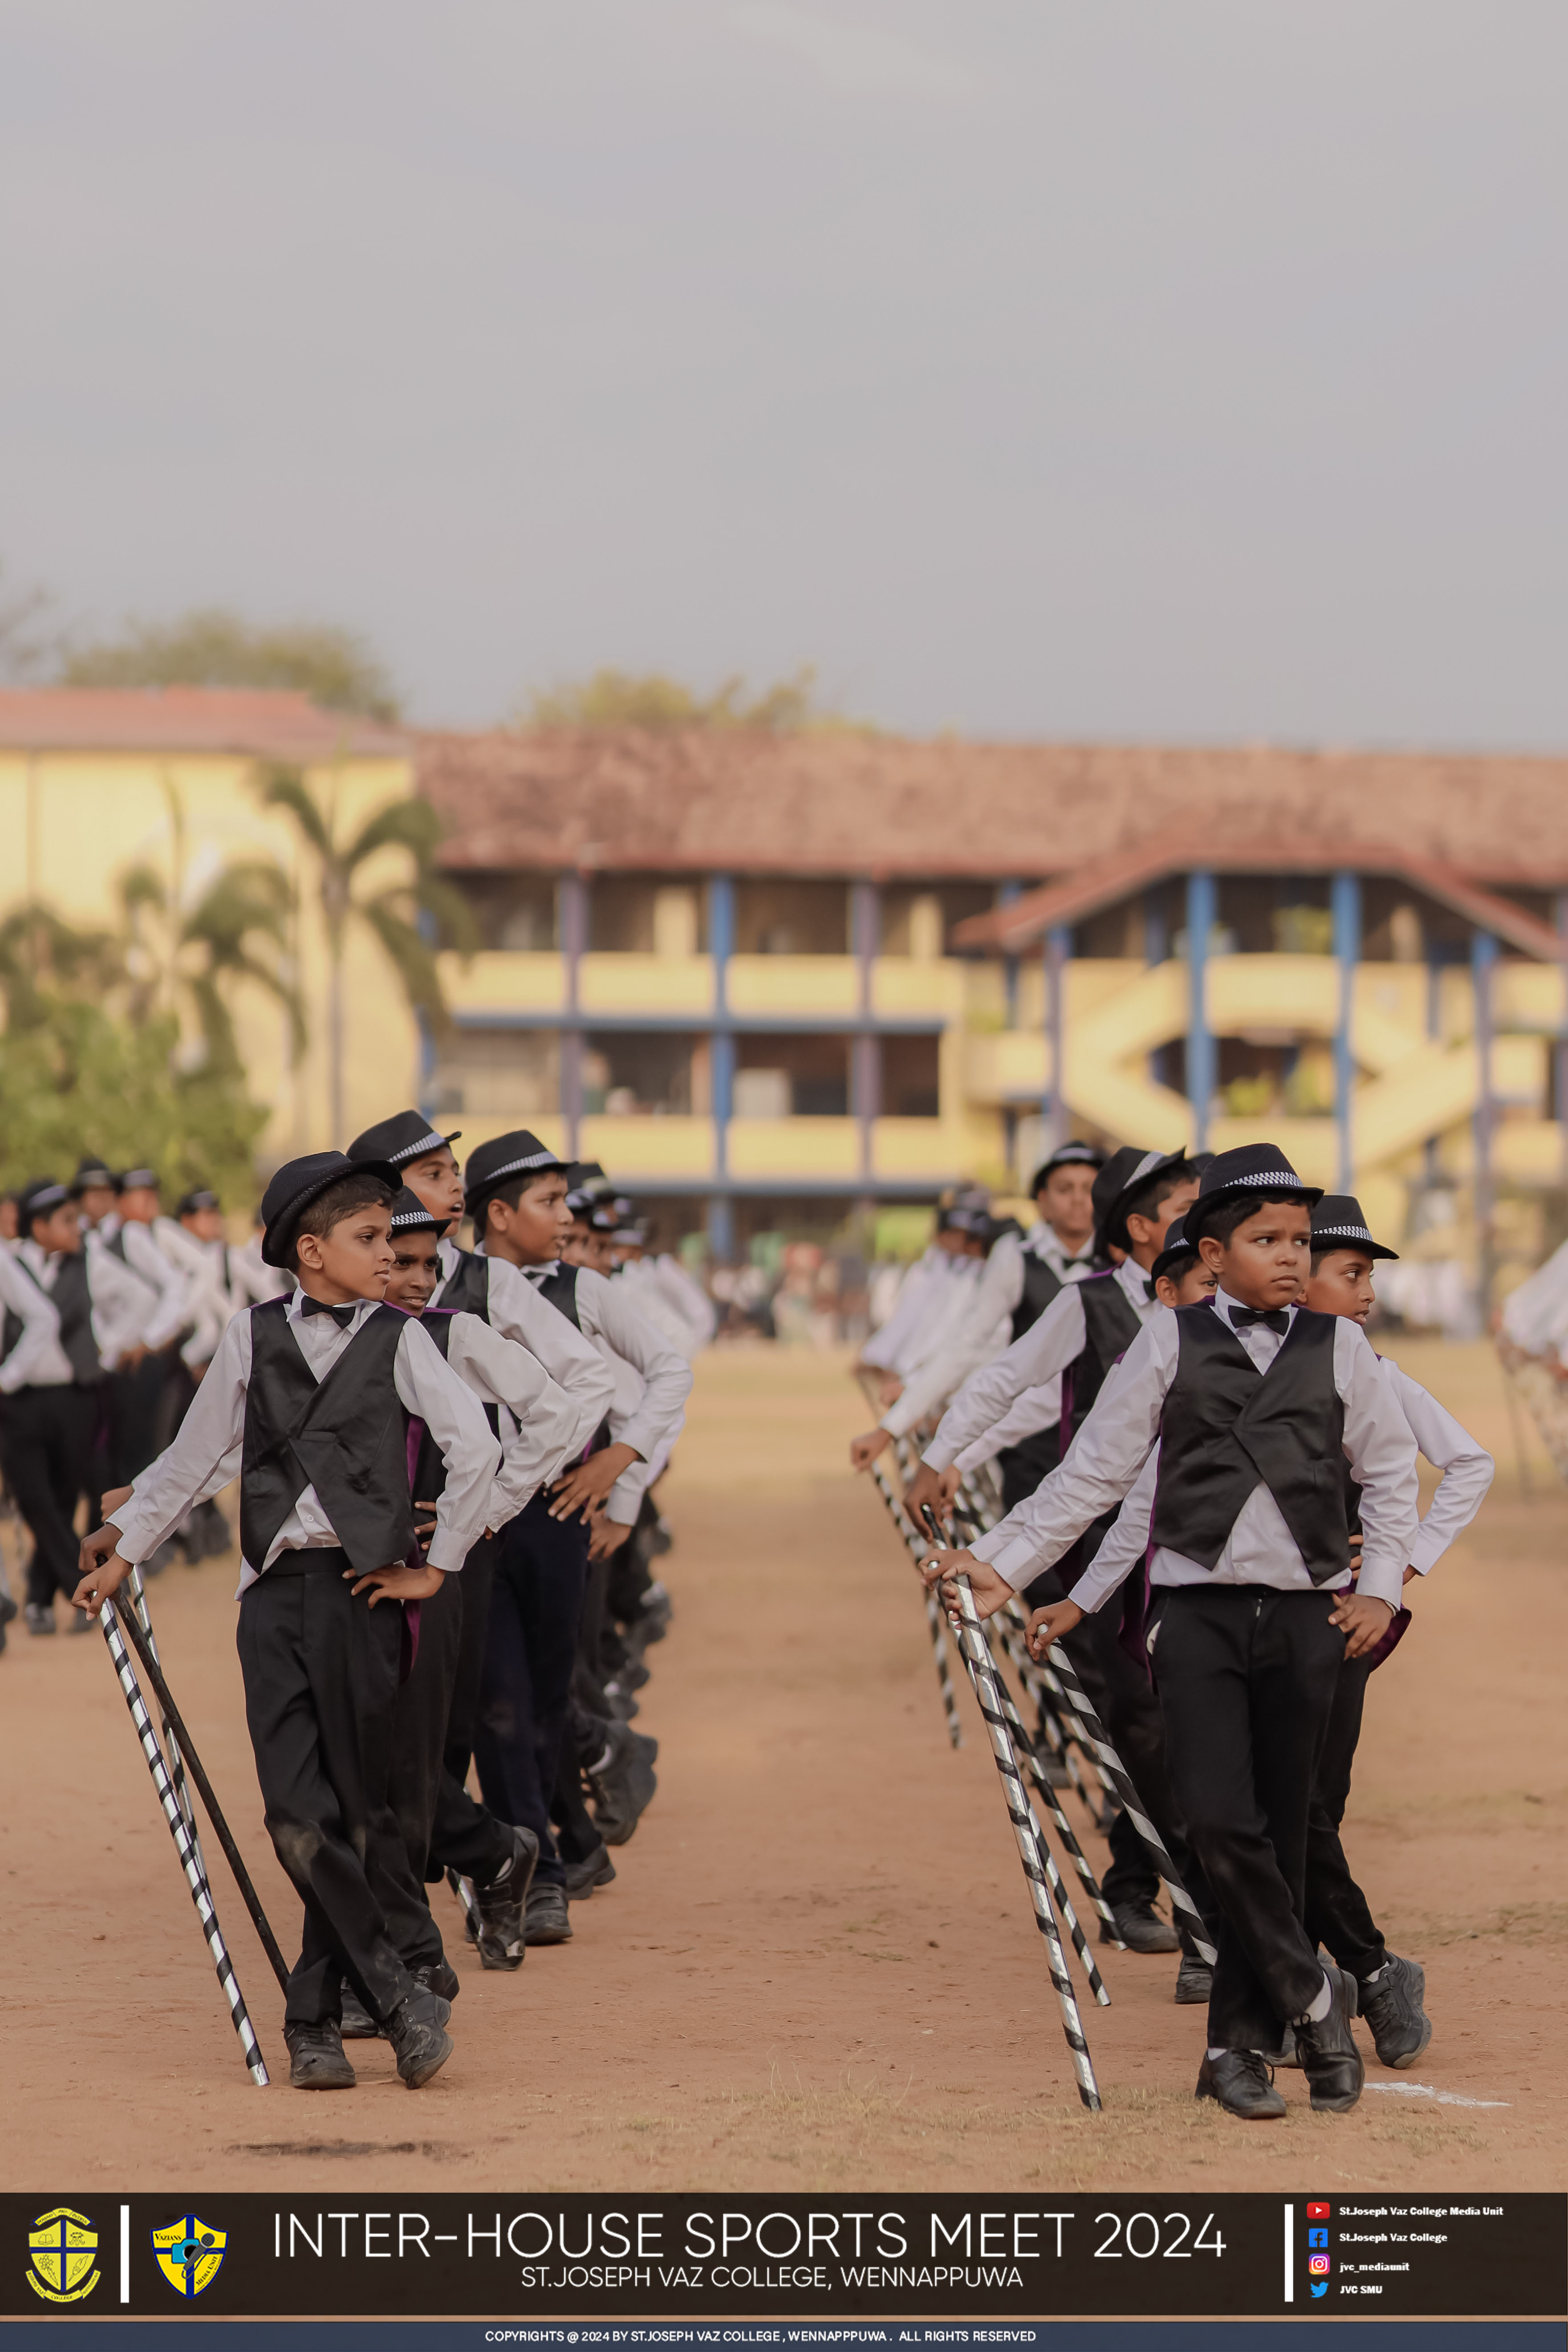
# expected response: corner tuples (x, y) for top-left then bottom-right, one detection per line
(882, 1225), (1100, 1442)
(113, 1292), (500, 1594)
(16, 1235), (155, 1379)
(432, 1309), (581, 1526)
(97, 1212), (190, 1351)
(971, 1289), (1420, 1612)
(232, 1233), (294, 1308)
(0, 1249), (64, 1392)
(434, 1239), (614, 1463)
(618, 1254), (716, 1358)
(517, 1259), (693, 1524)
(923, 1255), (1159, 1475)
(860, 1250), (977, 1377)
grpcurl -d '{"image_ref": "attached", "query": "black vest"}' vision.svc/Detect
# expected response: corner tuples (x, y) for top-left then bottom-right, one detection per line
(1151, 1304), (1347, 1583)
(1011, 1249), (1064, 1343)
(533, 1262), (581, 1328)
(431, 1247), (491, 1322)
(1060, 1271), (1143, 1446)
(53, 1253), (103, 1386)
(241, 1299), (414, 1576)
(408, 1308), (459, 1510)
(104, 1227), (129, 1265)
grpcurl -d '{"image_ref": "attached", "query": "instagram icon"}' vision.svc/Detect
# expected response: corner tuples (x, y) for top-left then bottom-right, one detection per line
(1309, 2255), (1330, 2277)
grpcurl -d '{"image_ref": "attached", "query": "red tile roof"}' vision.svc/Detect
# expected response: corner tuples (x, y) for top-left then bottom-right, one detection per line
(418, 727), (1568, 888)
(0, 687), (406, 760)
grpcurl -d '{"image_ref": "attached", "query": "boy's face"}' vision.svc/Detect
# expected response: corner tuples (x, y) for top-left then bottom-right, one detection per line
(1199, 1198), (1312, 1309)
(484, 1172), (572, 1266)
(562, 1217), (613, 1273)
(1154, 1259), (1220, 1309)
(32, 1202), (82, 1255)
(934, 1226), (970, 1257)
(1304, 1247), (1377, 1324)
(182, 1206), (225, 1243)
(402, 1146), (464, 1225)
(76, 1183), (118, 1227)
(1123, 1177), (1200, 1267)
(1038, 1165), (1096, 1248)
(295, 1202), (395, 1301)
(119, 1185), (160, 1225)
(383, 1231), (442, 1312)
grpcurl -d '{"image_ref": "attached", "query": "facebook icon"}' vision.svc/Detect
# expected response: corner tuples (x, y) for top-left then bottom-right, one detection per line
(1308, 2228), (1328, 2247)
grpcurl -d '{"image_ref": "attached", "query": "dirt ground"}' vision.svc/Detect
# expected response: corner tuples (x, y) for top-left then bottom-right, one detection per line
(2, 1337), (1563, 2194)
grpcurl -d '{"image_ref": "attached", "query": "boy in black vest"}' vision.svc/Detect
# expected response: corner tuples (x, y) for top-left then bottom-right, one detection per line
(9, 1177), (152, 1631)
(72, 1153), (501, 2092)
(361, 1185), (579, 1996)
(930, 1146), (1419, 2119)
(460, 1130), (691, 1941)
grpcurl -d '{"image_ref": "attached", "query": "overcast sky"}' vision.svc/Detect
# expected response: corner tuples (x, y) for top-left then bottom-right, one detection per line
(2, 1), (1564, 746)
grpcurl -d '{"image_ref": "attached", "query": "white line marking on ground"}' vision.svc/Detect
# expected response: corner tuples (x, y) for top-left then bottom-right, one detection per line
(1361, 2082), (1510, 2108)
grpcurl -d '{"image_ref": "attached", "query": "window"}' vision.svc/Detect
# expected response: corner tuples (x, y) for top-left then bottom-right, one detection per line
(880, 1032), (941, 1117)
(432, 1028), (558, 1117)
(589, 877), (705, 954)
(733, 1032), (849, 1115)
(457, 873), (558, 952)
(734, 880), (849, 955)
(582, 1031), (699, 1116)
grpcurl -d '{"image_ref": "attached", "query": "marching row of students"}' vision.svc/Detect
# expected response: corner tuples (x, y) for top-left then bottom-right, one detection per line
(65, 1113), (699, 2090)
(853, 1138), (1494, 2121)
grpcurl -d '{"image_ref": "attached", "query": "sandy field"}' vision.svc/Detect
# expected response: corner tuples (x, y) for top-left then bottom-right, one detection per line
(2, 1337), (1563, 2194)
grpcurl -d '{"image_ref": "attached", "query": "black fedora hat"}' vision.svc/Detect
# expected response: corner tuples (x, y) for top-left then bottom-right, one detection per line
(259, 1151), (400, 1268)
(1092, 1145), (1192, 1253)
(1311, 1194), (1399, 1262)
(1150, 1213), (1203, 1285)
(387, 1183), (444, 1236)
(347, 1109), (462, 1168)
(463, 1130), (571, 1219)
(17, 1177), (70, 1231)
(1028, 1139), (1107, 1195)
(69, 1155), (118, 1197)
(1184, 1143), (1323, 1246)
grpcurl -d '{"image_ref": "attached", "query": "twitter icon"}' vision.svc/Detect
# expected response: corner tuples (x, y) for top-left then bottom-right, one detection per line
(1311, 2283), (1328, 2300)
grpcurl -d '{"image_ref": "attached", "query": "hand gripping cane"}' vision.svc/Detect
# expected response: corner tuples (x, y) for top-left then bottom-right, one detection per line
(98, 1600), (272, 2084)
(949, 1572), (1101, 2110)
(866, 1457), (964, 1747)
(1040, 1633), (1218, 1969)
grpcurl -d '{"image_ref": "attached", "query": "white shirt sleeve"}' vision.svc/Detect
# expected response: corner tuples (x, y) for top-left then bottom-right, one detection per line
(443, 1312), (581, 1526)
(970, 1315), (1174, 1593)
(122, 1219), (191, 1351)
(859, 1255), (940, 1372)
(393, 1317), (501, 1571)
(880, 1234), (1025, 1438)
(113, 1314), (253, 1563)
(954, 1377), (1064, 1474)
(921, 1282), (1089, 1473)
(1333, 1322), (1420, 1610)
(1379, 1357), (1495, 1577)
(1069, 1446), (1161, 1615)
(470, 1254), (616, 1457)
(574, 1266), (694, 1523)
(0, 1252), (61, 1392)
(85, 1242), (162, 1373)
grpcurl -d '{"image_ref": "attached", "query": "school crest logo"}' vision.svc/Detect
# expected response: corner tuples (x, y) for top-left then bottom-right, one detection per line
(26, 2208), (101, 2303)
(152, 2214), (227, 2298)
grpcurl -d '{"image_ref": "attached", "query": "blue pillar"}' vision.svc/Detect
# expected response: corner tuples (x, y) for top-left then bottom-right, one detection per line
(1144, 887), (1170, 1091)
(558, 871), (588, 1159)
(1331, 870), (1361, 1192)
(707, 874), (735, 1249)
(998, 879), (1021, 1030)
(1185, 871), (1216, 1151)
(1044, 924), (1070, 1145)
(1473, 929), (1498, 1322)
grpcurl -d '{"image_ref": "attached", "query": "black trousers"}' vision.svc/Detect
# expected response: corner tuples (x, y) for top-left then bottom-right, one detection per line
(1303, 1652), (1385, 1980)
(236, 1551), (418, 2029)
(106, 1351), (174, 1489)
(1024, 1561), (1211, 1939)
(1, 1385), (100, 1607)
(430, 1535), (515, 1884)
(474, 1491), (590, 1889)
(1154, 1584), (1346, 2052)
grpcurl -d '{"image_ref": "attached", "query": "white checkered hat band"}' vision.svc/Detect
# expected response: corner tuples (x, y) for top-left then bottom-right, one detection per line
(479, 1150), (559, 1185)
(389, 1130), (451, 1164)
(1227, 1166), (1305, 1191)
(1313, 1221), (1373, 1244)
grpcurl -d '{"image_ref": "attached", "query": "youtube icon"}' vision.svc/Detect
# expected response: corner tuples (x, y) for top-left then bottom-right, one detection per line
(1307, 2202), (1331, 2220)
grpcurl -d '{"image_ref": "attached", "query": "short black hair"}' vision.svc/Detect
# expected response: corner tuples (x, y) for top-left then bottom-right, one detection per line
(286, 1173), (392, 1272)
(1120, 1164), (1195, 1235)
(1310, 1241), (1374, 1277)
(1199, 1190), (1313, 1251)
(479, 1166), (569, 1225)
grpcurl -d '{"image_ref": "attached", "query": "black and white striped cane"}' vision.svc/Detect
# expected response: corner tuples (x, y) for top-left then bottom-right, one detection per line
(867, 1458), (964, 1748)
(1040, 1634), (1217, 1968)
(950, 1572), (1101, 2110)
(125, 1566), (206, 1874)
(995, 1600), (1114, 1823)
(98, 1601), (271, 2085)
(981, 1619), (1122, 1961)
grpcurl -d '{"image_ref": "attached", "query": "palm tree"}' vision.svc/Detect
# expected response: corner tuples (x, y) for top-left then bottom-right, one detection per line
(257, 765), (476, 1138)
(118, 856), (305, 1077)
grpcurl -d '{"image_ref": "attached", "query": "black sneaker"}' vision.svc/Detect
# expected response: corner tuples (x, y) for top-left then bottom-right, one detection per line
(563, 1843), (617, 1901)
(384, 1987), (453, 2088)
(588, 1724), (658, 1847)
(1100, 1901), (1180, 1954)
(414, 1957), (460, 2003)
(24, 1604), (55, 1637)
(0, 1589), (18, 1627)
(1359, 1952), (1431, 2070)
(602, 1680), (641, 1722)
(286, 2021), (357, 2089)
(471, 1826), (539, 1971)
(1194, 2049), (1285, 2119)
(1174, 1953), (1213, 2005)
(524, 1883), (573, 1944)
(1294, 1966), (1364, 2112)
(1276, 2022), (1301, 2068)
(338, 1985), (382, 2039)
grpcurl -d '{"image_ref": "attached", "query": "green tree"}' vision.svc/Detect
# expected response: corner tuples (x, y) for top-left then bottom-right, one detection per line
(521, 664), (835, 732)
(119, 856), (305, 1078)
(59, 606), (402, 721)
(258, 767), (476, 1139)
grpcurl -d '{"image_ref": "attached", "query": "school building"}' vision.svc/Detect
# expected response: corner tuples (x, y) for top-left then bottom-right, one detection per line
(1, 687), (1565, 1302)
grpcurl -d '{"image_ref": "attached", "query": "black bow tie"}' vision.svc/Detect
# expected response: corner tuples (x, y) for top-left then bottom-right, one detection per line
(1230, 1305), (1290, 1335)
(300, 1296), (359, 1328)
